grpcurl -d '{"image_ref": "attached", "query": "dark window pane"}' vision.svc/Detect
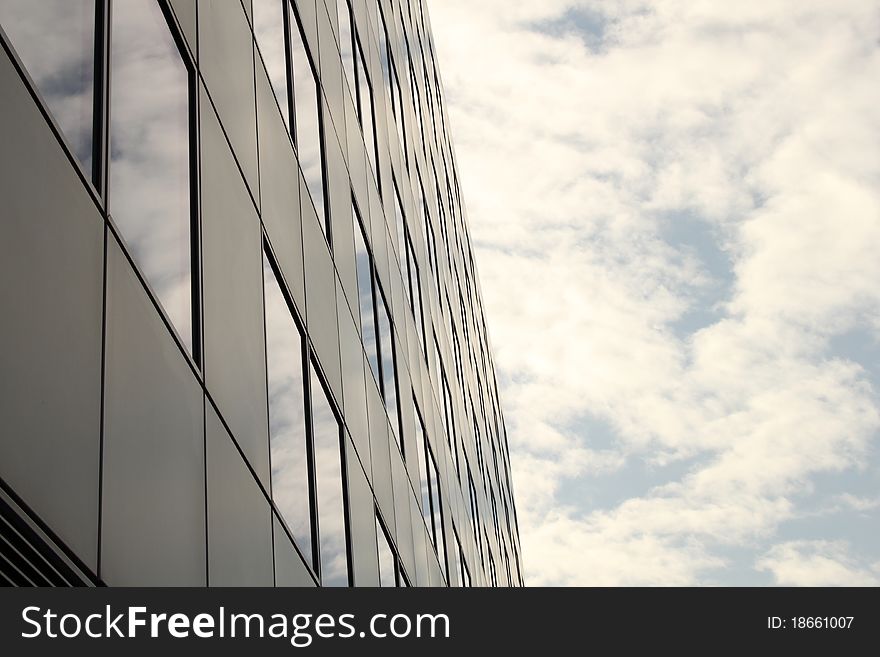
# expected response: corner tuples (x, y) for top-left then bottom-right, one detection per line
(376, 515), (396, 588)
(110, 0), (193, 353)
(289, 5), (326, 234)
(0, 0), (95, 176)
(336, 0), (355, 105)
(311, 366), (348, 587)
(376, 286), (400, 452)
(253, 0), (289, 128)
(263, 253), (312, 567)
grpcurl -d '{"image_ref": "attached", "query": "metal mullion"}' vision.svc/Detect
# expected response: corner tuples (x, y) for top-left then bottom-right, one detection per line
(94, 0), (111, 201)
(283, 0), (296, 143)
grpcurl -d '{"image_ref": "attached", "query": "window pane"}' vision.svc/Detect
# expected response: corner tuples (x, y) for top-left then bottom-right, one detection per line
(377, 5), (391, 92)
(441, 373), (458, 477)
(253, 0), (289, 128)
(414, 410), (431, 525)
(289, 5), (326, 234)
(353, 207), (380, 385)
(110, 0), (193, 353)
(264, 254), (312, 567)
(0, 0), (95, 176)
(407, 236), (426, 349)
(336, 0), (355, 105)
(392, 64), (406, 160)
(408, 61), (424, 153)
(454, 531), (468, 588)
(462, 550), (471, 587)
(311, 366), (348, 587)
(376, 516), (396, 588)
(355, 40), (378, 186)
(426, 212), (439, 290)
(468, 469), (480, 562)
(427, 446), (446, 580)
(376, 286), (400, 451)
(392, 179), (407, 264)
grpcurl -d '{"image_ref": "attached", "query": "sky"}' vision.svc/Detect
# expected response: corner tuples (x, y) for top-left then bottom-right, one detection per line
(428, 0), (880, 586)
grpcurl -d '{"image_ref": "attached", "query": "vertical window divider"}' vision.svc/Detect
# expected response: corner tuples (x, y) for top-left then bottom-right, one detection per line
(189, 23), (204, 371)
(282, 0), (295, 139)
(94, 0), (110, 200)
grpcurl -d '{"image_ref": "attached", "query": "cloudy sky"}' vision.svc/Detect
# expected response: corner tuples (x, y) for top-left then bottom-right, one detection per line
(428, 0), (880, 585)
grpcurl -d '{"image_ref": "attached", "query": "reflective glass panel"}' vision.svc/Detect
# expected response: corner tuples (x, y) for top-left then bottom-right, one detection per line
(406, 235), (425, 350)
(452, 529), (464, 587)
(353, 206), (379, 384)
(460, 544), (471, 587)
(263, 253), (312, 568)
(289, 5), (326, 234)
(441, 372), (458, 477)
(427, 445), (446, 579)
(377, 5), (391, 92)
(392, 179), (406, 264)
(376, 286), (400, 451)
(336, 0), (355, 105)
(253, 0), (289, 128)
(467, 468), (481, 562)
(110, 0), (193, 353)
(392, 63), (406, 163)
(0, 0), (95, 176)
(311, 366), (348, 587)
(414, 408), (431, 524)
(354, 39), (377, 186)
(488, 540), (497, 586)
(376, 515), (396, 587)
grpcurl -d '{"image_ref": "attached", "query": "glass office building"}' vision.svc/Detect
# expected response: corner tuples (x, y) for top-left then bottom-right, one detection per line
(0, 0), (522, 587)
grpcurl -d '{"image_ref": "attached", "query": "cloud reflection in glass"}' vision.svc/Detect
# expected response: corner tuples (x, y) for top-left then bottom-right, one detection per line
(310, 367), (348, 587)
(109, 0), (193, 354)
(263, 253), (312, 571)
(0, 0), (95, 177)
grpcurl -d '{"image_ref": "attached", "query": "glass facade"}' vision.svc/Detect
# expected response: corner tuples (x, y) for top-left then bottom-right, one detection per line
(0, 0), (522, 588)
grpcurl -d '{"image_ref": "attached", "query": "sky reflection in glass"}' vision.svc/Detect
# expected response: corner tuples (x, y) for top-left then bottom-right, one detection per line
(311, 366), (348, 587)
(253, 0), (290, 129)
(110, 0), (192, 353)
(263, 254), (312, 569)
(0, 0), (95, 177)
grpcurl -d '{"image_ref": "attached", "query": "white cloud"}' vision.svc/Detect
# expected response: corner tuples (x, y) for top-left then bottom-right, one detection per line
(429, 0), (880, 584)
(756, 540), (880, 586)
